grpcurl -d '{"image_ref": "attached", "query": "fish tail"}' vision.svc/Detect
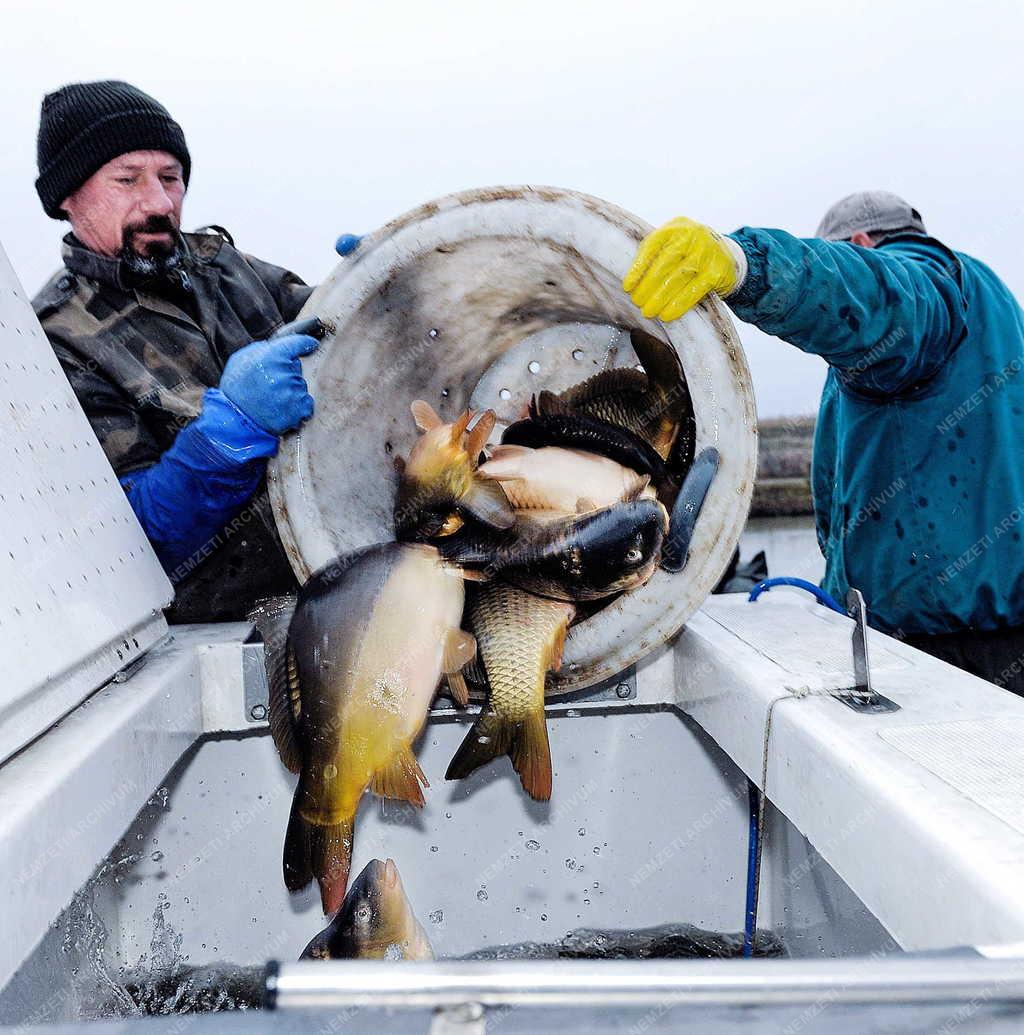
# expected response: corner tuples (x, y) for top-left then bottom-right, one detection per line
(311, 817), (354, 916)
(370, 745), (429, 807)
(283, 791), (313, 894)
(445, 708), (552, 802)
(283, 789), (354, 916)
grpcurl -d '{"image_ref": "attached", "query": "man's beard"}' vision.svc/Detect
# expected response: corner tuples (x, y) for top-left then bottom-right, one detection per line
(119, 216), (185, 279)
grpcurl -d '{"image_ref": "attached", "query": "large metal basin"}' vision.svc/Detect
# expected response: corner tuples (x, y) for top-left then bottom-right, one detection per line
(268, 186), (758, 691)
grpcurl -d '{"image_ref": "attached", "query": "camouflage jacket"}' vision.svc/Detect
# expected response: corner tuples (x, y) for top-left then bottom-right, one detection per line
(33, 230), (314, 623)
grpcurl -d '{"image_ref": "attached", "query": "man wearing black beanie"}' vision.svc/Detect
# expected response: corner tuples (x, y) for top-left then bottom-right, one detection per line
(33, 80), (320, 622)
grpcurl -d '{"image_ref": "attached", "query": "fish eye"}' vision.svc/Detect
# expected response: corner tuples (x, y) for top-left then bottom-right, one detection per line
(355, 904), (372, 925)
(436, 512), (464, 537)
(624, 546), (644, 565)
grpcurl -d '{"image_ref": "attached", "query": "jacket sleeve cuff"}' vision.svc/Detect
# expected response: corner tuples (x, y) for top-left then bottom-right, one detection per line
(724, 230), (769, 311)
(191, 388), (279, 466)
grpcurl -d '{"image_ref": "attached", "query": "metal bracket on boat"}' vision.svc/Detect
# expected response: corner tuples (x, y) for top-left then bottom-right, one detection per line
(836, 588), (899, 713)
(241, 635), (271, 723)
(660, 446), (720, 573)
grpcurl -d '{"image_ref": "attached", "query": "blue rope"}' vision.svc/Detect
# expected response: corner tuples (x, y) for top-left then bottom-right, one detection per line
(747, 576), (847, 615)
(742, 781), (760, 958)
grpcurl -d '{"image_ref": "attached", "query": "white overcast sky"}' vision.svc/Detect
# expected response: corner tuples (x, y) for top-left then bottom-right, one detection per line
(1, 0), (1021, 417)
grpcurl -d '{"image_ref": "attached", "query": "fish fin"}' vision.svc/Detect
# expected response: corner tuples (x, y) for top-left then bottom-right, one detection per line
(442, 629), (477, 707)
(447, 672), (469, 707)
(547, 609), (574, 673)
(629, 327), (684, 394)
(464, 410), (496, 460)
(478, 444), (534, 482)
(370, 746), (429, 807)
(459, 568), (492, 583)
(247, 596), (302, 774)
(270, 642), (305, 774)
(445, 708), (553, 802)
(461, 477), (516, 530)
(450, 409), (474, 443)
(411, 399), (442, 432)
(284, 787), (355, 915)
(575, 496), (599, 514)
(313, 820), (355, 916)
(622, 473), (652, 503)
(534, 389), (571, 416)
(283, 790), (314, 892)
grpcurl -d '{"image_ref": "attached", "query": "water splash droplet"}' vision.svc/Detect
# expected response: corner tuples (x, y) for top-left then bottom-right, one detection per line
(429, 909), (444, 925)
(477, 889), (488, 901)
(526, 840), (540, 851)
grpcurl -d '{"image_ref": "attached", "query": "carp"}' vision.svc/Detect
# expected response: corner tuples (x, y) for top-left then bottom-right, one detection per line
(274, 542), (475, 914)
(394, 401), (513, 541)
(446, 583), (574, 801)
(301, 858), (434, 961)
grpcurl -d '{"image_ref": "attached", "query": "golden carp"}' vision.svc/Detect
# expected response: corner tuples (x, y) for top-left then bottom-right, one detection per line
(275, 542), (475, 915)
(300, 858), (434, 961)
(446, 583), (574, 801)
(395, 401), (514, 541)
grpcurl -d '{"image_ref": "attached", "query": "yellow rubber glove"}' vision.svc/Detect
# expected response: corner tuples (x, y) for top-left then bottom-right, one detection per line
(622, 217), (746, 321)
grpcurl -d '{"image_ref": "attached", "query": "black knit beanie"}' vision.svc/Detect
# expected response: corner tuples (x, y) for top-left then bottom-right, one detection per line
(35, 80), (191, 220)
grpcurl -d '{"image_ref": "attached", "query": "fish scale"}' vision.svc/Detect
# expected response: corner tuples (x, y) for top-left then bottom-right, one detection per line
(446, 582), (574, 801)
(472, 583), (573, 722)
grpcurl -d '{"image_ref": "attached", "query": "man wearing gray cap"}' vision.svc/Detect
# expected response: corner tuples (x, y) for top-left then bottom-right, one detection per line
(623, 192), (1024, 693)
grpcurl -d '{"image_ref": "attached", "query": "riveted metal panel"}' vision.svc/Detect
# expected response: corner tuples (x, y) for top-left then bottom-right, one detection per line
(0, 243), (172, 764)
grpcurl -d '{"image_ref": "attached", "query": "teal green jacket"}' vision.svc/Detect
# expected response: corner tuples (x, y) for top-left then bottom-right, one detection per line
(727, 228), (1024, 635)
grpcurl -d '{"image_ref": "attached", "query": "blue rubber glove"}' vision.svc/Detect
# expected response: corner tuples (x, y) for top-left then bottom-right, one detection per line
(120, 389), (279, 579)
(219, 333), (320, 435)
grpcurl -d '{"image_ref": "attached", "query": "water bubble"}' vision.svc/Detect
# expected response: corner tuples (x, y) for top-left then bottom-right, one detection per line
(151, 851), (163, 862)
(578, 828), (586, 837)
(428, 328), (440, 339)
(572, 349), (585, 361)
(583, 898), (591, 906)
(429, 845), (439, 853)
(477, 889), (488, 901)
(566, 709), (581, 718)
(593, 846), (601, 855)
(499, 388), (512, 401)
(429, 909), (444, 925)
(526, 840), (540, 851)
(440, 388), (450, 398)
(528, 360), (541, 374)
(593, 881), (600, 889)
(541, 913), (548, 921)
(565, 858), (577, 870)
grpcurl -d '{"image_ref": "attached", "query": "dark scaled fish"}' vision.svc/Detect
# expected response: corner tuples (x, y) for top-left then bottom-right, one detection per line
(301, 858), (434, 961)
(438, 497), (668, 603)
(446, 583), (574, 801)
(275, 542), (475, 915)
(533, 328), (694, 466)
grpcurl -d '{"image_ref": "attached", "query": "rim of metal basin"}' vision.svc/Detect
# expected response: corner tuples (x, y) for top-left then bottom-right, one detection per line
(268, 185), (758, 694)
